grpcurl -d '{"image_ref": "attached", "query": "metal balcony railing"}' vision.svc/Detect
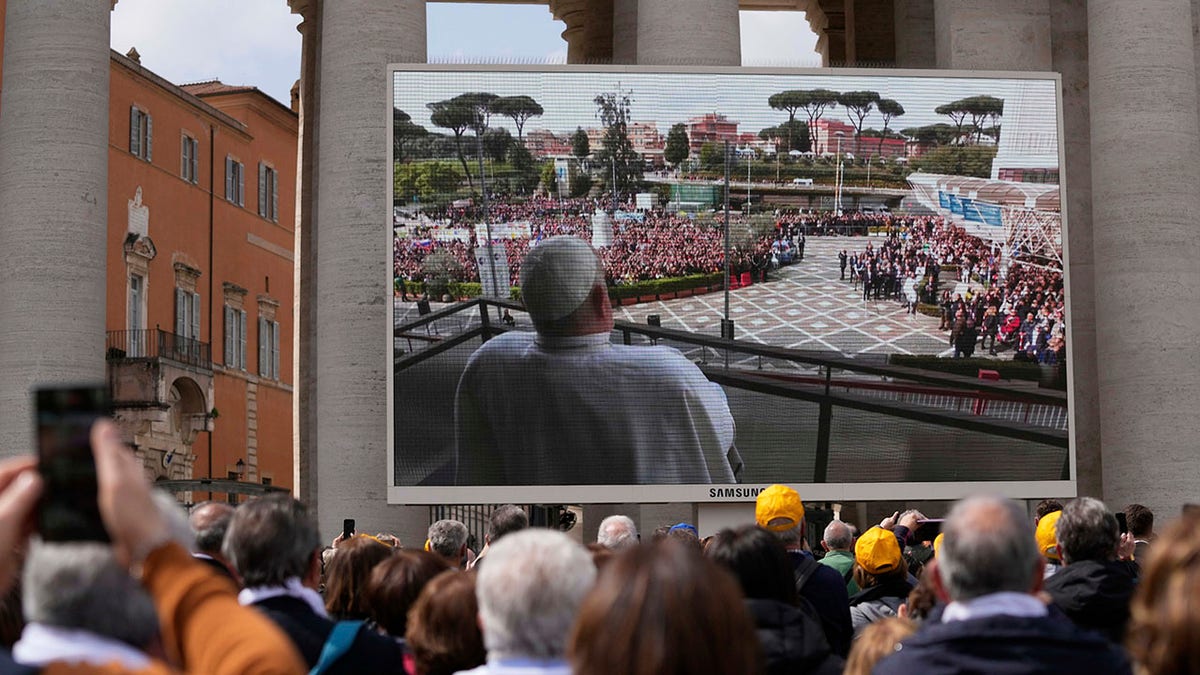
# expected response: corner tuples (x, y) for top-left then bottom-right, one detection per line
(106, 329), (212, 371)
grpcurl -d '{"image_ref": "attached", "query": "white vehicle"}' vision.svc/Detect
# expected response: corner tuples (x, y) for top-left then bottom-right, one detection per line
(791, 178), (814, 186)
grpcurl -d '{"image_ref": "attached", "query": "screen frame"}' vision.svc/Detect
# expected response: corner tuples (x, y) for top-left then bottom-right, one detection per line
(386, 63), (1074, 505)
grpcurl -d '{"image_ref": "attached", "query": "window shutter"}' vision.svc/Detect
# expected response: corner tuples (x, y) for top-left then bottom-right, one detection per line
(258, 317), (267, 376)
(239, 310), (248, 369)
(181, 134), (188, 177)
(191, 141), (199, 184)
(175, 289), (186, 336)
(271, 321), (280, 379)
(224, 306), (234, 364)
(130, 106), (140, 156)
(258, 162), (266, 216)
(190, 292), (201, 340)
(238, 162), (245, 206)
(225, 157), (233, 202)
(145, 115), (153, 161)
(272, 169), (279, 222)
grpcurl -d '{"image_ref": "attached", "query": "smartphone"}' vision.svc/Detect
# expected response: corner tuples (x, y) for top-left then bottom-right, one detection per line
(34, 385), (111, 543)
(1115, 511), (1128, 535)
(342, 518), (355, 541)
(912, 518), (944, 543)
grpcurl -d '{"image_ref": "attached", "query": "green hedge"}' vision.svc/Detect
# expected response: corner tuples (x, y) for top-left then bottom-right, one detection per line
(606, 273), (725, 300)
(888, 354), (1066, 390)
(396, 278), (520, 300)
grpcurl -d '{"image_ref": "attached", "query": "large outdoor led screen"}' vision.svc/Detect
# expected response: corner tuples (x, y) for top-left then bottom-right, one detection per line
(387, 66), (1072, 505)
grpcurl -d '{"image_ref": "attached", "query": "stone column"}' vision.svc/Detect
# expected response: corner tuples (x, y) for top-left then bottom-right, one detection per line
(612, 0), (639, 64)
(309, 0), (427, 538)
(0, 0), (111, 455)
(551, 0), (588, 64)
(290, 0), (321, 504)
(894, 0), (936, 68)
(1089, 0), (1200, 514)
(636, 0), (740, 65)
(1050, 0), (1103, 499)
(934, 0), (1050, 70)
(582, 0), (614, 64)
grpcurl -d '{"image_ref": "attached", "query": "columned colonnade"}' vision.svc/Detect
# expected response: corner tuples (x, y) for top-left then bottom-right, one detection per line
(1, 1), (1198, 543)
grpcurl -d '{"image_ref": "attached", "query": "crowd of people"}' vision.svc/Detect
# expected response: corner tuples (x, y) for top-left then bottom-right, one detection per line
(394, 197), (775, 291)
(839, 216), (1066, 362)
(0, 432), (1192, 675)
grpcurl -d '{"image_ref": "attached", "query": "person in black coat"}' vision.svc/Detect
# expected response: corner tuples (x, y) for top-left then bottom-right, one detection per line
(874, 495), (1132, 675)
(707, 525), (844, 675)
(1044, 497), (1140, 644)
(223, 495), (406, 674)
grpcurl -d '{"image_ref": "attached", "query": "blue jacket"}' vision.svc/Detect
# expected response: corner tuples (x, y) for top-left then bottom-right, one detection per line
(872, 610), (1132, 675)
(787, 551), (853, 658)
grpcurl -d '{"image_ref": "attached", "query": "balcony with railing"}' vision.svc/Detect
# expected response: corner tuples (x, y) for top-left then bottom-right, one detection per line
(106, 329), (212, 371)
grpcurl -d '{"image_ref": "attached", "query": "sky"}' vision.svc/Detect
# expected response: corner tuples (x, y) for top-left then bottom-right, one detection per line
(110, 1), (820, 106)
(393, 70), (1057, 143)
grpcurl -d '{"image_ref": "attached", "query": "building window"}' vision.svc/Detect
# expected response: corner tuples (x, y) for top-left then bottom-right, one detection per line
(224, 306), (247, 370)
(174, 290), (202, 362)
(258, 318), (280, 380)
(129, 106), (153, 161)
(258, 162), (279, 222)
(181, 135), (199, 184)
(261, 476), (272, 487)
(225, 156), (245, 207)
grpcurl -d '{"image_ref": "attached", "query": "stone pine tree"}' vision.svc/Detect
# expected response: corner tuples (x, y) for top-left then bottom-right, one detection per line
(427, 97), (477, 188)
(490, 95), (543, 142)
(838, 90), (880, 155)
(392, 108), (427, 163)
(770, 89), (839, 152)
(664, 123), (690, 169)
(875, 98), (905, 157)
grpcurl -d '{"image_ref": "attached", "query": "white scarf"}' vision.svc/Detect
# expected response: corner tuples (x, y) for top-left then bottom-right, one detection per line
(238, 576), (329, 618)
(13, 622), (152, 669)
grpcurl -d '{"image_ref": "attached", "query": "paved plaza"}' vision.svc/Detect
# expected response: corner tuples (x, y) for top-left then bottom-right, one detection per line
(615, 236), (955, 358)
(396, 235), (957, 359)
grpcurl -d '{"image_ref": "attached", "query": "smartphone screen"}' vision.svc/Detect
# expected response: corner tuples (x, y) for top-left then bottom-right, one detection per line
(1115, 511), (1128, 535)
(343, 518), (355, 540)
(912, 518), (944, 543)
(35, 385), (111, 542)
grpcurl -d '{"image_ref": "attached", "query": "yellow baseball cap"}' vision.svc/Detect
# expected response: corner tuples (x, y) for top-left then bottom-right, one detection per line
(1036, 510), (1061, 561)
(855, 526), (902, 575)
(755, 485), (805, 531)
(933, 532), (944, 557)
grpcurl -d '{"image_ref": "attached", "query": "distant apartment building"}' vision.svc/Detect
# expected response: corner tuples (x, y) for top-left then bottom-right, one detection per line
(101, 51), (296, 499)
(686, 113), (740, 152)
(809, 118), (907, 159)
(525, 129), (573, 158)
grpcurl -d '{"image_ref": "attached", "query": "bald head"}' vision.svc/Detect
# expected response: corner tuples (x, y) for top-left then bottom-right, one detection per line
(190, 502), (236, 557)
(822, 520), (853, 551)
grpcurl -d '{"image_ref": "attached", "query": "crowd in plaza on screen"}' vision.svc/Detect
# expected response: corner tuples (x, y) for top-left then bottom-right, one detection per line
(839, 216), (1066, 363)
(1, 431), (1194, 675)
(394, 197), (775, 290)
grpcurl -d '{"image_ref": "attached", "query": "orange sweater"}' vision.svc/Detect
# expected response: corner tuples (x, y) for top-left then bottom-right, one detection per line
(42, 543), (305, 675)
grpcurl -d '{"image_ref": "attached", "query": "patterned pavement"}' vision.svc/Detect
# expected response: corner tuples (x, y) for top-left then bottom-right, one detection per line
(615, 236), (955, 358)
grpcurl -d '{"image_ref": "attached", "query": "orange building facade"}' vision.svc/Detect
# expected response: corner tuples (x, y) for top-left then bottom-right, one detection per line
(102, 52), (297, 498)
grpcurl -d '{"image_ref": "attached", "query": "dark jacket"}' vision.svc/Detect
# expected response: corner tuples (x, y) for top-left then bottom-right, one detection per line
(745, 598), (844, 675)
(1043, 559), (1138, 643)
(872, 610), (1133, 675)
(788, 551), (853, 658)
(253, 596), (406, 674)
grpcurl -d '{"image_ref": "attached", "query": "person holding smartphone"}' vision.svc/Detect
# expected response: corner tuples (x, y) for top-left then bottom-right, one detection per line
(0, 418), (306, 674)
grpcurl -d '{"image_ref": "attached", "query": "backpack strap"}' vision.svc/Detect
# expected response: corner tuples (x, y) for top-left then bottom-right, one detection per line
(309, 620), (365, 675)
(794, 553), (821, 593)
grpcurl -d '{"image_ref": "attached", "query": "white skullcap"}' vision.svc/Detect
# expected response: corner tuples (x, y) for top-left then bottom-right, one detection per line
(519, 236), (604, 322)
